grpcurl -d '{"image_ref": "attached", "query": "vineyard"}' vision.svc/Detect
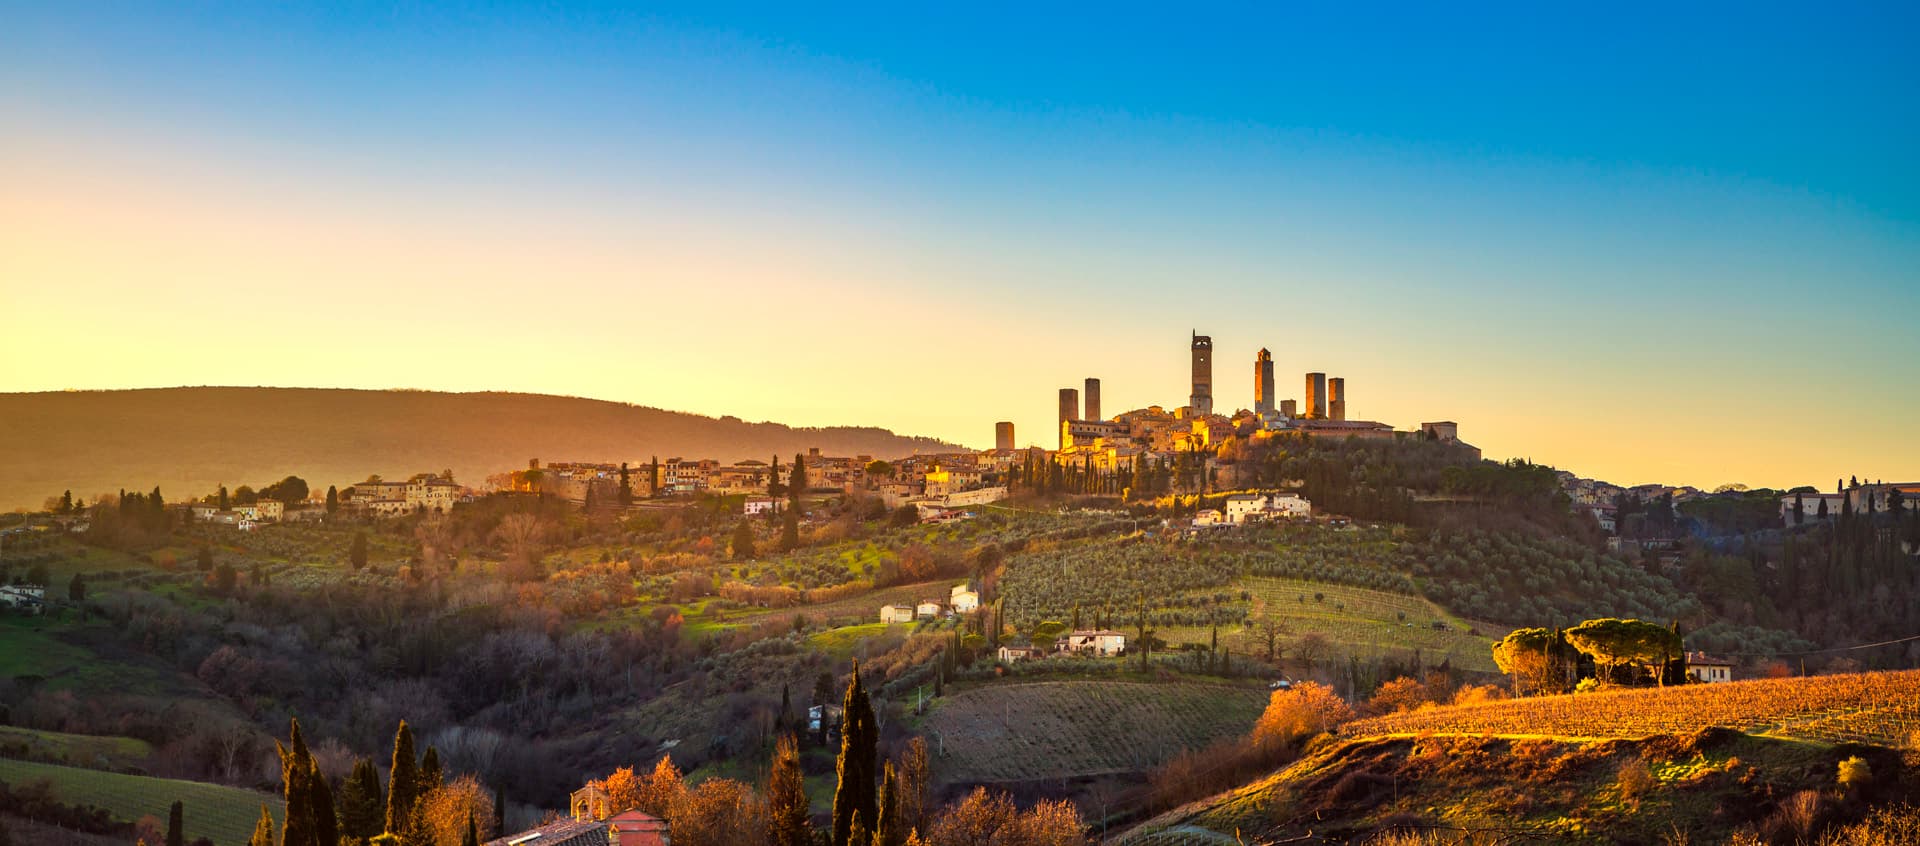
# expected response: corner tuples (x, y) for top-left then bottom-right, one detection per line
(919, 680), (1266, 783)
(1160, 577), (1500, 673)
(1341, 669), (1920, 747)
(0, 757), (282, 845)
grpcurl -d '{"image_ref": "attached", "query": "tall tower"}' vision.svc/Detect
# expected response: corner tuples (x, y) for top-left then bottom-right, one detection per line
(1058, 388), (1079, 425)
(1328, 377), (1346, 421)
(1305, 372), (1326, 419)
(995, 421), (1015, 451)
(1254, 349), (1276, 416)
(1084, 377), (1102, 422)
(1190, 332), (1213, 416)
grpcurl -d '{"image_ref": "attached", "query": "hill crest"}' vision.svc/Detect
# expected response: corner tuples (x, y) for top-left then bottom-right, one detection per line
(0, 386), (961, 510)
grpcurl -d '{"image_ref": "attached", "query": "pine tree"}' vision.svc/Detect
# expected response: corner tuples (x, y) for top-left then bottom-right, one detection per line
(873, 761), (901, 846)
(732, 521), (756, 560)
(247, 805), (274, 846)
(830, 665), (878, 846)
(166, 801), (184, 846)
(339, 758), (385, 842)
(386, 721), (420, 835)
(766, 734), (811, 846)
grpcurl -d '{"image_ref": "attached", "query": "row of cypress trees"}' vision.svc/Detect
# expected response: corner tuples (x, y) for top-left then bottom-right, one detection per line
(246, 719), (474, 846)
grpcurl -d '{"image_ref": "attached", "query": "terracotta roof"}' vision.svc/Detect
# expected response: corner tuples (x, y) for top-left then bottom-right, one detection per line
(484, 819), (609, 846)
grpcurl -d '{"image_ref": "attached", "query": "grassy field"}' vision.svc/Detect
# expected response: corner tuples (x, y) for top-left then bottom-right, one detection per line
(1160, 576), (1501, 673)
(920, 680), (1268, 783)
(807, 621), (915, 658)
(0, 758), (282, 845)
(1341, 669), (1920, 747)
(0, 726), (151, 771)
(735, 579), (955, 627)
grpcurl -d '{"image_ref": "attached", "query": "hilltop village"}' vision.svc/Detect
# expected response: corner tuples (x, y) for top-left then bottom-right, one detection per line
(3, 332), (1917, 846)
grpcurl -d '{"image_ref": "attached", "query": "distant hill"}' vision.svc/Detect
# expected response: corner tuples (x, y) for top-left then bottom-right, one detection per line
(0, 387), (961, 510)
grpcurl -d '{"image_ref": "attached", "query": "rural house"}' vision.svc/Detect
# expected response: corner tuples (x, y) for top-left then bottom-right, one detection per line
(1059, 629), (1127, 657)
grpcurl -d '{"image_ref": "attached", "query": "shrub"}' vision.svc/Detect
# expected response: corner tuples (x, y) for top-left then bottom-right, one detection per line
(1837, 755), (1872, 791)
(1615, 758), (1655, 801)
(1253, 681), (1354, 747)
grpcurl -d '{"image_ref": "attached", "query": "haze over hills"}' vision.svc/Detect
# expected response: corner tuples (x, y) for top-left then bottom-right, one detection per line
(0, 387), (961, 510)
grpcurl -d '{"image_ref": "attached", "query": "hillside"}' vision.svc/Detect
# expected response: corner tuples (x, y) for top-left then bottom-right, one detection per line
(1340, 670), (1920, 748)
(1113, 730), (1916, 845)
(0, 758), (283, 845)
(0, 387), (959, 510)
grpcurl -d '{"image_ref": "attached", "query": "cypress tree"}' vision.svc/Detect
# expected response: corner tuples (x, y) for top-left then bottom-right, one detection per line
(492, 786), (504, 835)
(619, 463), (632, 505)
(1793, 493), (1806, 526)
(420, 746), (444, 796)
(166, 801), (184, 846)
(277, 719), (317, 846)
(310, 758), (338, 846)
(790, 453), (807, 506)
(830, 665), (878, 846)
(766, 734), (811, 846)
(218, 485), (229, 511)
(247, 805), (274, 846)
(462, 813), (479, 846)
(350, 532), (369, 570)
(780, 509), (800, 552)
(339, 758), (385, 842)
(874, 761), (901, 846)
(386, 721), (420, 835)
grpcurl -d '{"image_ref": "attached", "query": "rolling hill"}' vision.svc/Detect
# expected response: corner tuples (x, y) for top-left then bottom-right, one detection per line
(0, 387), (960, 510)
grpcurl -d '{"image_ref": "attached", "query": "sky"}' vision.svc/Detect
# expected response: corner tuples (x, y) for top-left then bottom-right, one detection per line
(3, 2), (1917, 490)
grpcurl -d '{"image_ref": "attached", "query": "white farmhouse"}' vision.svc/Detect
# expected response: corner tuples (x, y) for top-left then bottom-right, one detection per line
(878, 604), (915, 624)
(949, 584), (980, 613)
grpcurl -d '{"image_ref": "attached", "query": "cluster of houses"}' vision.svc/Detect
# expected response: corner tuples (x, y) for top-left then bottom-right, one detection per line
(493, 450), (1012, 521)
(1189, 491), (1312, 529)
(996, 629), (1129, 663)
(184, 472), (468, 528)
(879, 583), (981, 623)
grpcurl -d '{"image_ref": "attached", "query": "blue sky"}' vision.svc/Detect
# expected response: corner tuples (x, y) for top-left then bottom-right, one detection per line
(3, 2), (1917, 487)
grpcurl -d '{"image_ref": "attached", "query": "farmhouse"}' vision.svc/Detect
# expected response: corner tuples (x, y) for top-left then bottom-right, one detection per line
(0, 585), (46, 614)
(743, 495), (781, 516)
(997, 643), (1044, 663)
(916, 600), (944, 620)
(1222, 492), (1312, 524)
(950, 584), (980, 613)
(878, 604), (915, 624)
(1687, 652), (1735, 684)
(1059, 629), (1127, 657)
